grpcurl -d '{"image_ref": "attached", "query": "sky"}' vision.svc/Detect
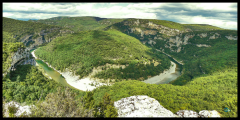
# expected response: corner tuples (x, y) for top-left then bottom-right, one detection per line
(3, 2), (237, 30)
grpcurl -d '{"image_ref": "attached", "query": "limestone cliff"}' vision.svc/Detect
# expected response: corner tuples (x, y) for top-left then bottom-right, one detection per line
(114, 95), (221, 117)
(7, 47), (36, 72)
(17, 28), (74, 50)
(106, 19), (237, 57)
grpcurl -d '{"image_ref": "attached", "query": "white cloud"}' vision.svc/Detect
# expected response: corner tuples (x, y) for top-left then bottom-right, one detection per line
(2, 12), (15, 18)
(2, 3), (237, 30)
(168, 15), (237, 30)
(83, 4), (158, 19)
(182, 3), (237, 12)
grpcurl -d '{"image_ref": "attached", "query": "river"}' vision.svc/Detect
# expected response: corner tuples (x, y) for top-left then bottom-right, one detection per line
(30, 49), (80, 91)
(30, 48), (183, 91)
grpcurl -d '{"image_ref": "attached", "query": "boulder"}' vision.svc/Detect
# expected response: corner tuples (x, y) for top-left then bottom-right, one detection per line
(225, 35), (237, 40)
(199, 110), (221, 118)
(3, 101), (35, 117)
(114, 95), (178, 117)
(176, 110), (199, 117)
(197, 33), (207, 38)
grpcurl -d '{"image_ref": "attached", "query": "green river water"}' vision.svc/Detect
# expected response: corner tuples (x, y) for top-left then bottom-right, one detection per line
(30, 49), (79, 90)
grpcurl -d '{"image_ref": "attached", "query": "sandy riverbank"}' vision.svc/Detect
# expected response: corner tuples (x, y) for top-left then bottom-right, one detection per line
(143, 61), (176, 84)
(31, 49), (179, 91)
(31, 50), (108, 91)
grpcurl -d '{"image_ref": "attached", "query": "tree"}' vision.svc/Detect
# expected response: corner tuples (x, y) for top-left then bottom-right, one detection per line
(94, 93), (118, 118)
(30, 87), (93, 117)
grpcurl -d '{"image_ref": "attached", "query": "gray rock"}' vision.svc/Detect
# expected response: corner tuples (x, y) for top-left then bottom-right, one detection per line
(199, 110), (221, 118)
(114, 95), (178, 117)
(176, 110), (199, 117)
(225, 35), (237, 40)
(3, 101), (35, 117)
(197, 33), (207, 38)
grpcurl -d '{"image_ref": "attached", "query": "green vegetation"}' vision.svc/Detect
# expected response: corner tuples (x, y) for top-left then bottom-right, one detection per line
(183, 24), (226, 31)
(3, 31), (18, 43)
(3, 17), (62, 42)
(34, 29), (170, 80)
(2, 64), (62, 105)
(94, 51), (170, 81)
(148, 19), (187, 31)
(88, 66), (237, 117)
(32, 16), (125, 33)
(2, 16), (237, 118)
(2, 42), (26, 74)
(164, 30), (237, 85)
(30, 86), (93, 117)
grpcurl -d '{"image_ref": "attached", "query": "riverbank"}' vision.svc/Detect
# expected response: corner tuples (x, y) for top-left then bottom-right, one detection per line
(155, 49), (184, 65)
(31, 50), (108, 91)
(31, 49), (182, 91)
(143, 61), (176, 84)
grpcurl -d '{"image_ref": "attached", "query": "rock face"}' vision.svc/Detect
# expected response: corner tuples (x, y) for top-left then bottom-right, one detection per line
(18, 28), (74, 50)
(113, 19), (237, 56)
(209, 33), (220, 39)
(8, 47), (31, 71)
(114, 95), (221, 118)
(198, 110), (221, 118)
(195, 44), (211, 47)
(225, 35), (237, 40)
(197, 33), (207, 38)
(148, 40), (156, 45)
(114, 95), (178, 117)
(176, 110), (221, 118)
(3, 101), (35, 117)
(6, 46), (36, 73)
(124, 20), (188, 37)
(176, 110), (199, 117)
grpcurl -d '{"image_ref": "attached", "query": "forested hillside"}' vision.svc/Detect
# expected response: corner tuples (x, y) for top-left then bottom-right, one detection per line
(103, 18), (237, 86)
(34, 29), (171, 82)
(2, 16), (237, 118)
(30, 16), (125, 33)
(3, 17), (74, 50)
(3, 17), (61, 42)
(86, 66), (237, 117)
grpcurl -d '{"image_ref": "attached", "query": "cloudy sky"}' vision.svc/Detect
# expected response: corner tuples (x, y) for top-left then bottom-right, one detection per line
(3, 2), (237, 30)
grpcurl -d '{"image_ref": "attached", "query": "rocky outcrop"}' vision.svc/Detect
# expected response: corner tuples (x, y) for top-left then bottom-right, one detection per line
(164, 33), (195, 53)
(176, 110), (199, 117)
(183, 34), (195, 45)
(225, 35), (237, 40)
(209, 33), (220, 39)
(17, 28), (74, 50)
(197, 33), (207, 38)
(198, 110), (221, 117)
(8, 47), (32, 71)
(114, 95), (179, 117)
(148, 40), (156, 45)
(195, 44), (211, 47)
(176, 110), (221, 118)
(59, 29), (74, 34)
(123, 20), (191, 38)
(3, 101), (35, 117)
(114, 95), (221, 118)
(19, 58), (36, 66)
(169, 36), (182, 47)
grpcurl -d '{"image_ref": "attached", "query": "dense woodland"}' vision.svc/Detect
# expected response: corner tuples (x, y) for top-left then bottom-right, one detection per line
(34, 29), (171, 81)
(2, 17), (63, 42)
(2, 16), (237, 117)
(30, 16), (124, 33)
(2, 64), (62, 104)
(159, 30), (237, 85)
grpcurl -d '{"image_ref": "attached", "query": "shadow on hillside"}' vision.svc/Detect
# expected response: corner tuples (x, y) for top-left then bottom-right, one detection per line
(9, 64), (33, 82)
